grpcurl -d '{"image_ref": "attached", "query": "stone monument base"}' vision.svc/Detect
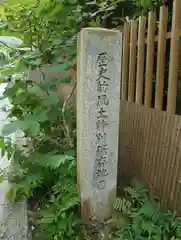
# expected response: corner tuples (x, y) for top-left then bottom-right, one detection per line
(0, 199), (28, 240)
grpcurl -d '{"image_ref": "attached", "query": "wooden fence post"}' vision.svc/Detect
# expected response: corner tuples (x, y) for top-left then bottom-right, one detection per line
(167, 0), (181, 114)
(136, 16), (146, 104)
(155, 6), (168, 110)
(128, 20), (137, 102)
(144, 11), (156, 107)
(77, 27), (122, 220)
(122, 23), (130, 100)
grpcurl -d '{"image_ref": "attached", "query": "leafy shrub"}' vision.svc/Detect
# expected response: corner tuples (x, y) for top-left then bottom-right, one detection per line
(111, 179), (181, 240)
(0, 1), (82, 239)
(0, 73), (82, 239)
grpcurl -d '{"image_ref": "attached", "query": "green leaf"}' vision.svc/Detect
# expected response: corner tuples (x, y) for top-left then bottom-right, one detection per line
(34, 153), (75, 170)
(58, 76), (72, 83)
(2, 121), (19, 136)
(23, 173), (44, 187)
(138, 200), (157, 218)
(0, 170), (5, 183)
(22, 116), (40, 136)
(28, 58), (42, 66)
(63, 149), (75, 157)
(64, 47), (76, 55)
(38, 213), (54, 224)
(86, 1), (97, 6)
(14, 92), (28, 104)
(131, 179), (147, 192)
(124, 186), (138, 198)
(0, 138), (5, 150)
(59, 197), (79, 212)
(114, 198), (132, 213)
(55, 56), (64, 63)
(1, 148), (5, 158)
(2, 116), (40, 136)
(51, 62), (70, 73)
(176, 228), (181, 238)
(132, 217), (142, 233)
(0, 137), (6, 158)
(26, 120), (40, 136)
(7, 185), (17, 201)
(27, 84), (44, 95)
(40, 94), (59, 106)
(36, 111), (48, 122)
(141, 220), (154, 234)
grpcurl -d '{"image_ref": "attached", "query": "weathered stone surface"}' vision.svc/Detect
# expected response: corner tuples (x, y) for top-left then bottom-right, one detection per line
(0, 199), (28, 240)
(77, 27), (122, 220)
(0, 95), (28, 240)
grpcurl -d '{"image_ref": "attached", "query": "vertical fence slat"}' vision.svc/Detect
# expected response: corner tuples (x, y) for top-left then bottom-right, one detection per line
(155, 6), (168, 110)
(122, 23), (130, 100)
(144, 11), (156, 107)
(167, 0), (181, 114)
(128, 20), (137, 102)
(136, 16), (146, 104)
